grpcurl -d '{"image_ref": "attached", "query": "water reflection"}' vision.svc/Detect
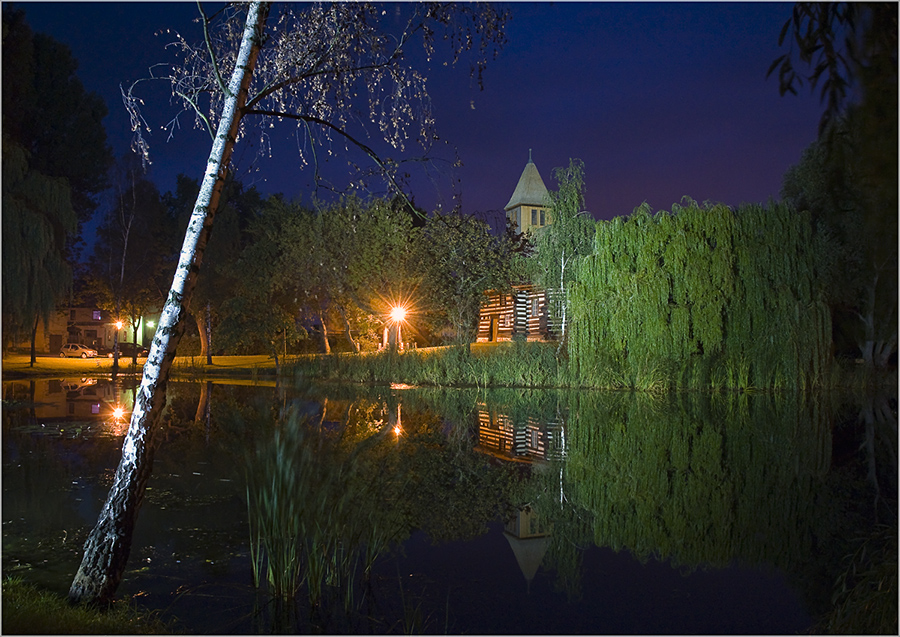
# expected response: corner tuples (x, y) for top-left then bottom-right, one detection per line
(2, 377), (895, 634)
(4, 377), (137, 437)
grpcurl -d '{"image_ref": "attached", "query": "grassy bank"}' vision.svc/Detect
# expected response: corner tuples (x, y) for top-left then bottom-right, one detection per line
(289, 342), (567, 389)
(2, 577), (172, 634)
(288, 342), (895, 392)
(3, 346), (893, 392)
(1, 353), (279, 381)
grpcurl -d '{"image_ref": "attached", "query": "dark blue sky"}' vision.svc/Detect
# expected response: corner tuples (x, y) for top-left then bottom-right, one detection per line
(19, 2), (823, 223)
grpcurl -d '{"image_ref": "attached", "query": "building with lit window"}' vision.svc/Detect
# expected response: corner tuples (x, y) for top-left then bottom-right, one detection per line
(477, 152), (555, 343)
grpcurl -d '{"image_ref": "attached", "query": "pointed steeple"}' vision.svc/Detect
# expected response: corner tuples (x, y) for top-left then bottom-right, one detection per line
(505, 151), (549, 212)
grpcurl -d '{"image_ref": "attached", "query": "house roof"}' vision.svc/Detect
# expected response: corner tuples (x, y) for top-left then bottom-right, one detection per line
(505, 153), (549, 211)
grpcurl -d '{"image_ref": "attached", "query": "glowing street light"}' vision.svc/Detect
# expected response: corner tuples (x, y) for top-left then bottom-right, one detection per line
(386, 305), (408, 350)
(115, 320), (124, 330)
(112, 405), (126, 420)
(390, 305), (407, 324)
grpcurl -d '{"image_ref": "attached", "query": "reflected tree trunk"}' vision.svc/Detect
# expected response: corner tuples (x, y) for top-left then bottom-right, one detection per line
(194, 380), (211, 426)
(68, 2), (269, 606)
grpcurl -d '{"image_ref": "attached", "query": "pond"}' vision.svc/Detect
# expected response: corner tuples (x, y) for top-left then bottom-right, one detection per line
(2, 376), (895, 634)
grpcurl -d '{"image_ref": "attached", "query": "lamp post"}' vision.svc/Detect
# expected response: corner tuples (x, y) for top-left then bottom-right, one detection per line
(385, 305), (407, 351)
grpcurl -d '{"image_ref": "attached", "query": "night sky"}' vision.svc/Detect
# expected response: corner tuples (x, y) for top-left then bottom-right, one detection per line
(18, 2), (824, 225)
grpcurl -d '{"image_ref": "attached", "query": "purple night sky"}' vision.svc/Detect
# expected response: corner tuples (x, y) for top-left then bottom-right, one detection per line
(19, 2), (823, 226)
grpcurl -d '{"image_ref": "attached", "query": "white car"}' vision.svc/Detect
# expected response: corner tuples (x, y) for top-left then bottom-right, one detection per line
(59, 343), (98, 358)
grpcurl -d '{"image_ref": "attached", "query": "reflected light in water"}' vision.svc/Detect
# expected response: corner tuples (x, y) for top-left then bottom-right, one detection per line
(104, 404), (130, 436)
(392, 403), (402, 438)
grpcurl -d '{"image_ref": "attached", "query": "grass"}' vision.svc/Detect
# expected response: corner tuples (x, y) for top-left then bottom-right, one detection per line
(4, 347), (894, 391)
(2, 576), (173, 634)
(1, 353), (279, 380)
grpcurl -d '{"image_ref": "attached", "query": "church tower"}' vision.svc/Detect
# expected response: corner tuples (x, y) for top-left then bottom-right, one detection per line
(505, 150), (550, 233)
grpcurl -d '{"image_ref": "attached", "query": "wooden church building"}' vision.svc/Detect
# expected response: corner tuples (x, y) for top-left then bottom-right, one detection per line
(476, 152), (555, 343)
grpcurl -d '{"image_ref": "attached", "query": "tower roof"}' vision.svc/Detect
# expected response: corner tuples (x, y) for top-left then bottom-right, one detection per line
(505, 151), (549, 211)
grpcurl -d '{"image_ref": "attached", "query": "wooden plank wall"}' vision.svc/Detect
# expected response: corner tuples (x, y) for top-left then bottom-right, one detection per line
(477, 285), (554, 342)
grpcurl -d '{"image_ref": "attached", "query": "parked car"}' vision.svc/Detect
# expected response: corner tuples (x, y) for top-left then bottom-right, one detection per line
(59, 343), (98, 358)
(104, 342), (149, 358)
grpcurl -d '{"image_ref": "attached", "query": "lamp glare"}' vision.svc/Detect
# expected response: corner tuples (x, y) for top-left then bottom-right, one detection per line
(390, 306), (407, 323)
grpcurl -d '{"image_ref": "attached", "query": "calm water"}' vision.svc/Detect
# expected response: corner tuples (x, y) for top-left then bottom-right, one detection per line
(2, 376), (894, 634)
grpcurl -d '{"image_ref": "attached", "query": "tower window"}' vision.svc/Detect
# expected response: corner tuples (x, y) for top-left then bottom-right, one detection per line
(531, 209), (538, 225)
(540, 210), (546, 225)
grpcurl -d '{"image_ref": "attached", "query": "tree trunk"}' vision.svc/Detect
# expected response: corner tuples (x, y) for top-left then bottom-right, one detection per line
(29, 315), (38, 367)
(319, 311), (331, 354)
(206, 301), (213, 365)
(131, 322), (139, 367)
(338, 305), (359, 352)
(194, 311), (209, 362)
(68, 2), (269, 606)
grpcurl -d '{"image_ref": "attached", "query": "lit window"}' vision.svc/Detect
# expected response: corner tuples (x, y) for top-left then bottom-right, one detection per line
(91, 403), (100, 414)
(92, 310), (102, 321)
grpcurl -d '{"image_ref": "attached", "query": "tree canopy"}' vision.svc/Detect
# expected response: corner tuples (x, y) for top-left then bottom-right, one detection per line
(1, 8), (112, 360)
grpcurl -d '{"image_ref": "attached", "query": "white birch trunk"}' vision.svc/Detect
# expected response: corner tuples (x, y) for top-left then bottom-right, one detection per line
(68, 2), (268, 606)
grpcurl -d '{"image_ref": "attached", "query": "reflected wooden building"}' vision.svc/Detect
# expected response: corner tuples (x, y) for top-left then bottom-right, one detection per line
(474, 403), (567, 463)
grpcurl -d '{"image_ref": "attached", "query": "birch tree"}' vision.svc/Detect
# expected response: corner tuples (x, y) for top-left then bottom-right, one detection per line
(68, 2), (269, 605)
(529, 159), (595, 348)
(69, 2), (507, 605)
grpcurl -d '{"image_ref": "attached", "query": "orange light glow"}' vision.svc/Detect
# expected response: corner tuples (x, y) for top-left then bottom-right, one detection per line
(390, 306), (407, 323)
(115, 321), (124, 330)
(393, 425), (402, 436)
(112, 406), (125, 420)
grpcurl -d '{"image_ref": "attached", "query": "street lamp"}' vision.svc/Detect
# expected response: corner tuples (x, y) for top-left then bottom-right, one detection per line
(387, 305), (408, 350)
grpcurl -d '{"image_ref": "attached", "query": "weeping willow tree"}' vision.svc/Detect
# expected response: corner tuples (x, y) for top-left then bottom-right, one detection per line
(1, 136), (77, 363)
(569, 199), (833, 390)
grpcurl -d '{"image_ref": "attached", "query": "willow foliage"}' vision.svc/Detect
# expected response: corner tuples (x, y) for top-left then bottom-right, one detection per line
(569, 199), (832, 390)
(561, 391), (834, 571)
(1, 136), (77, 341)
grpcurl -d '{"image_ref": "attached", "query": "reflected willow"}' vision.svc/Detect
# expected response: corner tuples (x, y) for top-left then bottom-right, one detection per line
(561, 391), (833, 570)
